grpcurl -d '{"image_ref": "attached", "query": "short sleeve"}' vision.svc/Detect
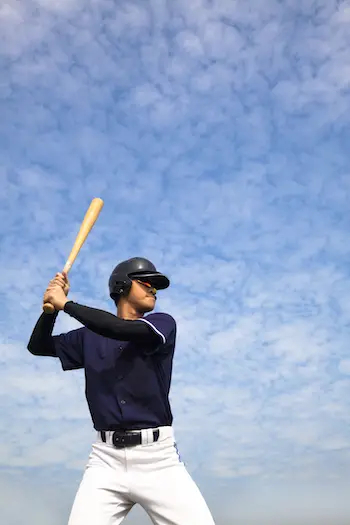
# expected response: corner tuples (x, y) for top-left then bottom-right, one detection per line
(52, 328), (85, 371)
(139, 312), (176, 347)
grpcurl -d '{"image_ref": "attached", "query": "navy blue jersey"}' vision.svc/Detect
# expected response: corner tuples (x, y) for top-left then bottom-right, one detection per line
(52, 312), (177, 431)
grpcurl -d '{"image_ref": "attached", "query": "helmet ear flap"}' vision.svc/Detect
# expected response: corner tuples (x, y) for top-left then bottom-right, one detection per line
(114, 283), (125, 295)
(110, 279), (131, 302)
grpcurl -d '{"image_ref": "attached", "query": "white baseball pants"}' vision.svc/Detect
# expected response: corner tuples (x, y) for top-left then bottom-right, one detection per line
(67, 426), (215, 525)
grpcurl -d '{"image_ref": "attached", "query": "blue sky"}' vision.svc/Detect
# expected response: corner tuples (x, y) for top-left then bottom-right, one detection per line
(1, 0), (350, 523)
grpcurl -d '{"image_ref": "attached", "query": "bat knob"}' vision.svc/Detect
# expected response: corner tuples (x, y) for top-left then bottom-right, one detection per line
(43, 303), (56, 314)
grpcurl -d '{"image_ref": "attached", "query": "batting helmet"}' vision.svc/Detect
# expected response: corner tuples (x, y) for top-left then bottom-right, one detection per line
(108, 257), (170, 301)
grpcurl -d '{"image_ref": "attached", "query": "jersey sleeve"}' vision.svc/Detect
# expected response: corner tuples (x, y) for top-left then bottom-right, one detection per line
(52, 328), (85, 371)
(63, 301), (160, 344)
(139, 312), (176, 352)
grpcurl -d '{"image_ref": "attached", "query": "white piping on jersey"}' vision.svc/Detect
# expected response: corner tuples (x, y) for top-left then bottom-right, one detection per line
(139, 318), (166, 345)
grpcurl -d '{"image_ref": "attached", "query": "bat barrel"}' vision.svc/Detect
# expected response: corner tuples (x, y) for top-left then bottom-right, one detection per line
(42, 198), (104, 314)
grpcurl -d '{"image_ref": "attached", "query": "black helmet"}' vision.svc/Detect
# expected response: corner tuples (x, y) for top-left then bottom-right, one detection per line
(108, 257), (170, 301)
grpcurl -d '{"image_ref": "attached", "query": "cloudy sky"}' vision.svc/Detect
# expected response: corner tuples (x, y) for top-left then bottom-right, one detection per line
(1, 0), (350, 524)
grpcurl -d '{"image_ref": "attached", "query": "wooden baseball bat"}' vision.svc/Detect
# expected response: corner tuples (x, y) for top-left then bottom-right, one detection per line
(43, 197), (104, 314)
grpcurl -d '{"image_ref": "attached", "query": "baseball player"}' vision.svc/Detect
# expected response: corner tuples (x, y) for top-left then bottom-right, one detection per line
(28, 257), (215, 525)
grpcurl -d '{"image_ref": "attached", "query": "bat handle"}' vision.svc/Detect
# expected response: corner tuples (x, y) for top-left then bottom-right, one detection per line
(42, 262), (72, 315)
(43, 303), (56, 314)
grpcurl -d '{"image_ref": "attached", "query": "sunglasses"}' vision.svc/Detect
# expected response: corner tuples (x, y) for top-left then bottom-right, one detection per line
(135, 280), (157, 294)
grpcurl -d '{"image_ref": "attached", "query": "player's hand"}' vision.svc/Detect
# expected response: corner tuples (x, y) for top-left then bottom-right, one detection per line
(49, 272), (70, 296)
(43, 283), (69, 311)
(61, 272), (70, 295)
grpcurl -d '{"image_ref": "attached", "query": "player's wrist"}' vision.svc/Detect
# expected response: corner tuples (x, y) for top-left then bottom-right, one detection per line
(63, 300), (74, 312)
(57, 298), (69, 311)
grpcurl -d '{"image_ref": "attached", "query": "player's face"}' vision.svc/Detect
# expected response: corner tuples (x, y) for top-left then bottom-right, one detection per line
(128, 279), (157, 313)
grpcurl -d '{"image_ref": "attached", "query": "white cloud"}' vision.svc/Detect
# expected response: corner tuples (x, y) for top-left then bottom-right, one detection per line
(338, 359), (350, 375)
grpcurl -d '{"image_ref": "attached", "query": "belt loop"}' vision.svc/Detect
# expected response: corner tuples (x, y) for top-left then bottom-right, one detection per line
(141, 429), (155, 445)
(141, 429), (148, 445)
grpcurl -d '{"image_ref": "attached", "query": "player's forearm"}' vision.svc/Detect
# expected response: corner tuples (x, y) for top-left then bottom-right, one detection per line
(27, 312), (59, 356)
(63, 301), (159, 344)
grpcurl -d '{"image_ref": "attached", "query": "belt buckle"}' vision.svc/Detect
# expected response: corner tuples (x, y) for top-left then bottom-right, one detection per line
(112, 431), (128, 448)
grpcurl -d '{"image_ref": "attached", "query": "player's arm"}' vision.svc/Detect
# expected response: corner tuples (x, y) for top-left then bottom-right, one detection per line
(43, 278), (173, 348)
(62, 301), (161, 345)
(28, 272), (70, 357)
(27, 312), (58, 356)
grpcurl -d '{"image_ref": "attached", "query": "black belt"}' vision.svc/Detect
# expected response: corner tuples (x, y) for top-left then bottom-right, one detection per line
(100, 429), (160, 448)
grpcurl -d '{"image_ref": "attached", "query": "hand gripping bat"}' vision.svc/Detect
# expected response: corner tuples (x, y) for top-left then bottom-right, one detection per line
(43, 198), (104, 314)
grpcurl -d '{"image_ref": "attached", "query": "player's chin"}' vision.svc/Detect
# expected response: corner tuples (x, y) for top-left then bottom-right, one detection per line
(139, 296), (156, 313)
